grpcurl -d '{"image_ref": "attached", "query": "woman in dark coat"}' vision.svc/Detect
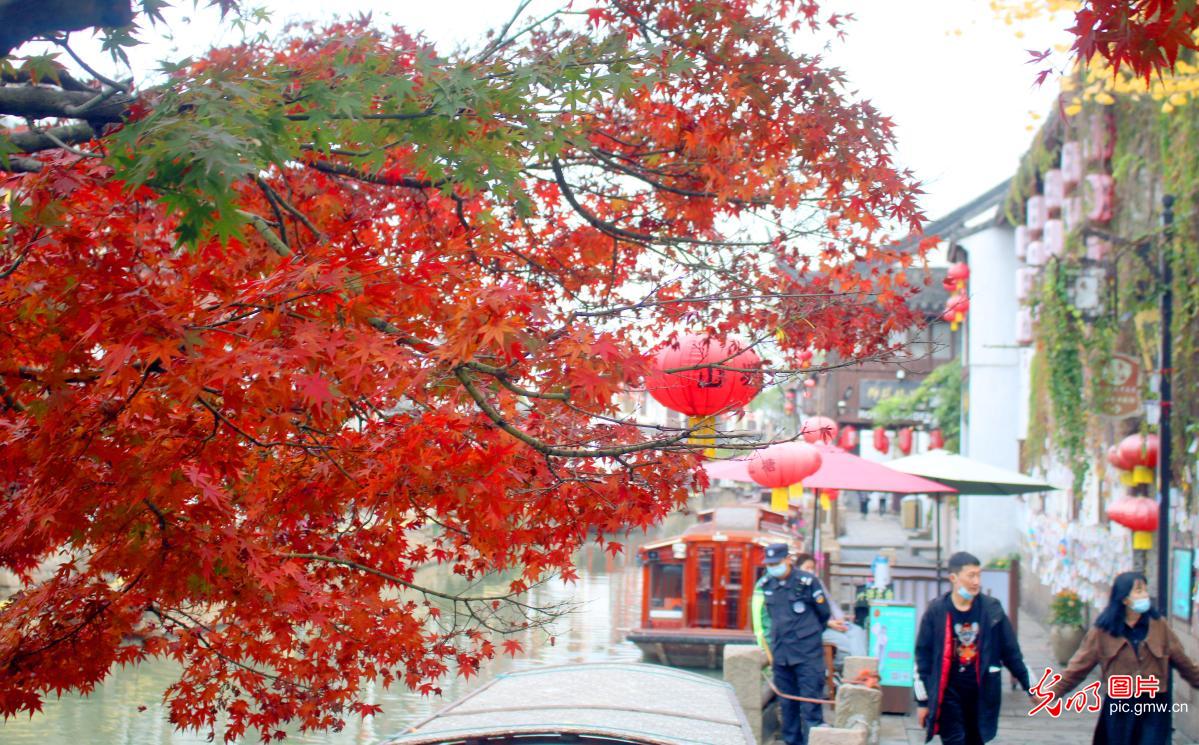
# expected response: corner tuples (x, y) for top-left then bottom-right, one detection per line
(1050, 571), (1199, 744)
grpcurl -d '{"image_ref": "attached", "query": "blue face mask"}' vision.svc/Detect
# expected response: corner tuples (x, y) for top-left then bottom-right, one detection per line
(957, 586), (975, 601)
(767, 563), (788, 578)
(1131, 598), (1151, 614)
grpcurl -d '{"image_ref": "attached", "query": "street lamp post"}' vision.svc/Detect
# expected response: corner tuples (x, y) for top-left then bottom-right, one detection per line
(1157, 195), (1174, 613)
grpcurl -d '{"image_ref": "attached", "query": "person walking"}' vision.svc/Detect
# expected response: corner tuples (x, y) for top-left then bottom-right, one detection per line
(859, 492), (870, 518)
(752, 544), (848, 745)
(1049, 571), (1199, 744)
(915, 552), (1031, 745)
(877, 492), (887, 516)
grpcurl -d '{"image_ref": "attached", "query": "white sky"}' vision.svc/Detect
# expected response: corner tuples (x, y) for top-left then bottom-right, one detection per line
(65, 0), (1073, 221)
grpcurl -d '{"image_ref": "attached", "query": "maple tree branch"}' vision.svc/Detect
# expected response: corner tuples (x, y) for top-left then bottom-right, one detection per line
(454, 366), (689, 457)
(307, 159), (445, 190)
(5, 121), (96, 154)
(254, 175), (326, 242)
(0, 85), (130, 123)
(284, 553), (531, 605)
(462, 361), (569, 401)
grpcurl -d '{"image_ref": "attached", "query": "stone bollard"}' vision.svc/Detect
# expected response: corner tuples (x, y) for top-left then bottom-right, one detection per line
(833, 683), (883, 745)
(723, 644), (770, 743)
(842, 656), (879, 684)
(809, 727), (868, 745)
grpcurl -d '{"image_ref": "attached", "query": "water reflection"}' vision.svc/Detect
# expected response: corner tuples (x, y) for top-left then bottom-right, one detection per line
(2, 510), (705, 744)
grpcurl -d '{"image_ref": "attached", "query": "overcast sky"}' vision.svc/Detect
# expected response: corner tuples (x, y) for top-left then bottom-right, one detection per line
(72, 0), (1070, 222)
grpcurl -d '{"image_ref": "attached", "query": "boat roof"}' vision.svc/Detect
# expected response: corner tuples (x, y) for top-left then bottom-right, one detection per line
(381, 662), (755, 745)
(639, 505), (793, 553)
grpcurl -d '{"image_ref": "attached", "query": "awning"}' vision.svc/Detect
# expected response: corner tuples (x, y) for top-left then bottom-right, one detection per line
(885, 449), (1057, 496)
(703, 445), (956, 494)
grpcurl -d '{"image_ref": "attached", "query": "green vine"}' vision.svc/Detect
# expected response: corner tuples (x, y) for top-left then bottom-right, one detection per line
(1036, 262), (1090, 494)
(871, 358), (962, 451)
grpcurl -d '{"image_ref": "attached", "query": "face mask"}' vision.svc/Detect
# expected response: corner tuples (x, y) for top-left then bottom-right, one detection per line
(767, 564), (788, 578)
(957, 586), (975, 601)
(1131, 598), (1151, 614)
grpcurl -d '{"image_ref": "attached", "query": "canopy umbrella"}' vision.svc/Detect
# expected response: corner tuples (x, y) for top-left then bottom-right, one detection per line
(704, 445), (956, 565)
(704, 445), (955, 494)
(885, 449), (1056, 495)
(886, 449), (1058, 581)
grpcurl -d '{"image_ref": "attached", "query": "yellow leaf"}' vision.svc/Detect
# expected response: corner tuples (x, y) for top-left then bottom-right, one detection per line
(1064, 102), (1083, 117)
(1094, 91), (1115, 105)
(1169, 92), (1188, 106)
(1163, 102), (1176, 114)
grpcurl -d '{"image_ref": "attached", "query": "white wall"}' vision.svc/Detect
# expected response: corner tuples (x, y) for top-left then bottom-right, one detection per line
(959, 224), (1022, 562)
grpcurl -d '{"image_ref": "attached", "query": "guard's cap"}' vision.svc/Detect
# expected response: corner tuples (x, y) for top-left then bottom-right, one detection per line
(763, 543), (790, 565)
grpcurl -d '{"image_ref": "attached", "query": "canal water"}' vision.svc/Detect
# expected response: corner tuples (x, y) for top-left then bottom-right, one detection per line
(2, 509), (709, 745)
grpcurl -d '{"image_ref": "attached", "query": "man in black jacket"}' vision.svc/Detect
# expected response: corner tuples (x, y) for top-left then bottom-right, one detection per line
(914, 552), (1031, 744)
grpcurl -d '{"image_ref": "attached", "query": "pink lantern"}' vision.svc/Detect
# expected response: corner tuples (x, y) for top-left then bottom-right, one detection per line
(1026, 239), (1046, 267)
(648, 334), (761, 417)
(800, 416), (839, 445)
(1015, 225), (1029, 261)
(1044, 170), (1065, 214)
(1060, 142), (1083, 190)
(1016, 267), (1037, 302)
(1043, 219), (1064, 259)
(1084, 174), (1114, 223)
(1063, 196), (1084, 232)
(1085, 113), (1115, 164)
(1026, 195), (1047, 237)
(1016, 308), (1034, 346)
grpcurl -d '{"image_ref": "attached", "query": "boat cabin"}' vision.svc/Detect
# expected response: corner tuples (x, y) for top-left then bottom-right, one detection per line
(629, 505), (796, 667)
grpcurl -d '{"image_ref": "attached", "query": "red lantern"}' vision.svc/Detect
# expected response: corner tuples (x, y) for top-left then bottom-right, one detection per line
(897, 426), (914, 455)
(750, 442), (823, 512)
(800, 416), (839, 445)
(929, 429), (945, 450)
(1117, 433), (1160, 485)
(943, 293), (970, 331)
(837, 426), (859, 451)
(803, 378), (816, 388)
(647, 334), (761, 416)
(873, 427), (890, 455)
(944, 262), (970, 293)
(1107, 496), (1159, 532)
(1106, 444), (1134, 471)
(796, 349), (814, 369)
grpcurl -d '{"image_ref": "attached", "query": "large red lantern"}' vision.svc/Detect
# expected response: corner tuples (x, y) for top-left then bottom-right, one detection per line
(1107, 496), (1159, 550)
(749, 442), (823, 512)
(942, 262), (970, 293)
(897, 426), (914, 456)
(837, 426), (859, 451)
(800, 416), (839, 445)
(942, 293), (970, 332)
(873, 427), (890, 455)
(1117, 433), (1160, 486)
(929, 429), (945, 450)
(648, 334), (762, 455)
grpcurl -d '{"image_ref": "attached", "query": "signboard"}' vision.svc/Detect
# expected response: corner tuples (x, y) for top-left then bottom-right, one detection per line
(1097, 354), (1141, 419)
(1173, 549), (1193, 621)
(868, 602), (917, 687)
(859, 379), (920, 411)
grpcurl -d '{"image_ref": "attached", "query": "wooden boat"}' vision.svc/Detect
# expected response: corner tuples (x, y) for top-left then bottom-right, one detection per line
(382, 662), (755, 745)
(627, 505), (798, 668)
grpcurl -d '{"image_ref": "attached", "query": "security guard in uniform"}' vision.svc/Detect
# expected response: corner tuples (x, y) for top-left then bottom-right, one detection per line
(752, 543), (847, 745)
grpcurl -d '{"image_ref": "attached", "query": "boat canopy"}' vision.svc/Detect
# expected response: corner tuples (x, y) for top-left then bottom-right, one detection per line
(382, 662), (755, 745)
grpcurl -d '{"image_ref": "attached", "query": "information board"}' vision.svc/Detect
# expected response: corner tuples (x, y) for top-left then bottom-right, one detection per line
(1173, 549), (1192, 621)
(868, 602), (917, 688)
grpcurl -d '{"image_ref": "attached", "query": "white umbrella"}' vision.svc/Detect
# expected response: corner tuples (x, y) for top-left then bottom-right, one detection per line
(885, 449), (1057, 496)
(885, 449), (1058, 581)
